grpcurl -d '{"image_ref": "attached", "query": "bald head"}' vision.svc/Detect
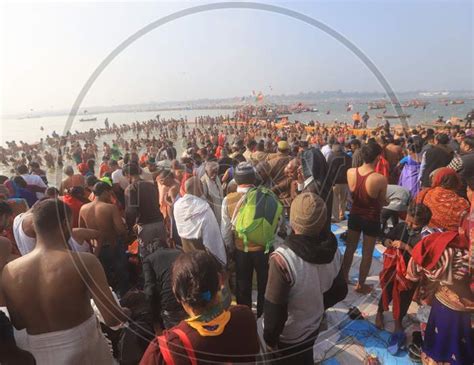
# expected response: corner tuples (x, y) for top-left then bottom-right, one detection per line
(63, 165), (74, 176)
(185, 176), (204, 197)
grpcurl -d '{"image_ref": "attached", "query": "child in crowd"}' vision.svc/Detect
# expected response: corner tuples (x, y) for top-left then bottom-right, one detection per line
(375, 201), (432, 354)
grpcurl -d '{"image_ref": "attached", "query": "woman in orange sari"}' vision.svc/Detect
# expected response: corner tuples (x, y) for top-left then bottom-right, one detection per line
(415, 167), (469, 231)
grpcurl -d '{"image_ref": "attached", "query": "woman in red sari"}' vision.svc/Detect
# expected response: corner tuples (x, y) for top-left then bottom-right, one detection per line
(415, 167), (469, 231)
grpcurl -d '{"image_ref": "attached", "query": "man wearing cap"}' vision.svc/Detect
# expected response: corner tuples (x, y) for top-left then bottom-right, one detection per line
(221, 162), (270, 317)
(267, 141), (292, 186)
(263, 193), (346, 364)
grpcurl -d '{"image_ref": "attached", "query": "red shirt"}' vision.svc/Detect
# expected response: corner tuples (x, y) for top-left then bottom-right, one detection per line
(61, 195), (85, 228)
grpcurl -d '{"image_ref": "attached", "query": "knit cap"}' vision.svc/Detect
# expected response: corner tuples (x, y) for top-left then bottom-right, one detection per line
(290, 192), (327, 236)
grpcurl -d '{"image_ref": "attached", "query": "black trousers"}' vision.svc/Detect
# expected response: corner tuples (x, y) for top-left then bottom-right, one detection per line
(271, 331), (319, 365)
(234, 250), (269, 317)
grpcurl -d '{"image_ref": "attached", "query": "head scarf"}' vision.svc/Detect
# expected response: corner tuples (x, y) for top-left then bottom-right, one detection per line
(301, 148), (331, 200)
(431, 167), (460, 188)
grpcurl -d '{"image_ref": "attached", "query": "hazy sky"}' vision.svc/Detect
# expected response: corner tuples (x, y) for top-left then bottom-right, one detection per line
(0, 0), (472, 115)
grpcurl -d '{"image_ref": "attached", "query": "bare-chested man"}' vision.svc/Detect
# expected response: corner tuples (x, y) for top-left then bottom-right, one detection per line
(342, 142), (387, 294)
(2, 199), (127, 364)
(79, 182), (130, 296)
(59, 165), (85, 195)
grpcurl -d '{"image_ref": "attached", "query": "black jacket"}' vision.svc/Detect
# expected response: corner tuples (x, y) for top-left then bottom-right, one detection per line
(327, 151), (352, 185)
(142, 248), (185, 324)
(421, 144), (453, 187)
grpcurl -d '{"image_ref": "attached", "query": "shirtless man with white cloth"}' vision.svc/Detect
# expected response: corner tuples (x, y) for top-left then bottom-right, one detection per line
(1, 199), (127, 364)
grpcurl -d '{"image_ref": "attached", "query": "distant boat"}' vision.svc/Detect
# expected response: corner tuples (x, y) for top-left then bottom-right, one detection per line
(376, 114), (411, 119)
(450, 100), (464, 105)
(79, 117), (97, 122)
(368, 102), (386, 110)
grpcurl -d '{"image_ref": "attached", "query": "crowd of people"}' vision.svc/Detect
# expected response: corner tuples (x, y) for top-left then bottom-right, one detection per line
(0, 113), (473, 365)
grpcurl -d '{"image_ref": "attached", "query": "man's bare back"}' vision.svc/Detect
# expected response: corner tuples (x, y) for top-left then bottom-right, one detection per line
(79, 200), (125, 244)
(2, 247), (124, 334)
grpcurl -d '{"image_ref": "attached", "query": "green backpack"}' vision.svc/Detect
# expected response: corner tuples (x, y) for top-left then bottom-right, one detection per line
(232, 187), (283, 253)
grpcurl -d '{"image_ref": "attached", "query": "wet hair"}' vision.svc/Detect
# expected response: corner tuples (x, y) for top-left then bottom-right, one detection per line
(0, 175), (8, 184)
(172, 251), (220, 309)
(125, 163), (141, 176)
(93, 182), (112, 196)
(0, 201), (13, 217)
(408, 143), (422, 154)
(436, 133), (449, 145)
(45, 187), (60, 198)
(13, 176), (27, 188)
(350, 139), (361, 148)
(31, 199), (71, 236)
(247, 140), (257, 150)
(16, 164), (28, 175)
(63, 165), (74, 176)
(407, 201), (432, 227)
(86, 175), (99, 187)
(361, 142), (382, 164)
(158, 169), (174, 180)
(69, 186), (87, 201)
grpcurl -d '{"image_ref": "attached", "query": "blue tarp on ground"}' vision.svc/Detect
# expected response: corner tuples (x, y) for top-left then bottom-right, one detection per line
(331, 222), (383, 260)
(335, 320), (411, 365)
(322, 224), (414, 364)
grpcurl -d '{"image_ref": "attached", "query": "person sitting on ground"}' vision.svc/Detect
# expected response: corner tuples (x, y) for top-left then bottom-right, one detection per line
(2, 199), (128, 364)
(140, 251), (260, 365)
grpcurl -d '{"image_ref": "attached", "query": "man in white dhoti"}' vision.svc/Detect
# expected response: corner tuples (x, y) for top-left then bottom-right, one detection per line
(1, 199), (128, 365)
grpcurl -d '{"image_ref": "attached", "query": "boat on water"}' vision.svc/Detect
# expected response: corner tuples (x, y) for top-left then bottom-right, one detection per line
(376, 114), (411, 119)
(79, 117), (97, 122)
(368, 102), (386, 110)
(450, 100), (464, 105)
